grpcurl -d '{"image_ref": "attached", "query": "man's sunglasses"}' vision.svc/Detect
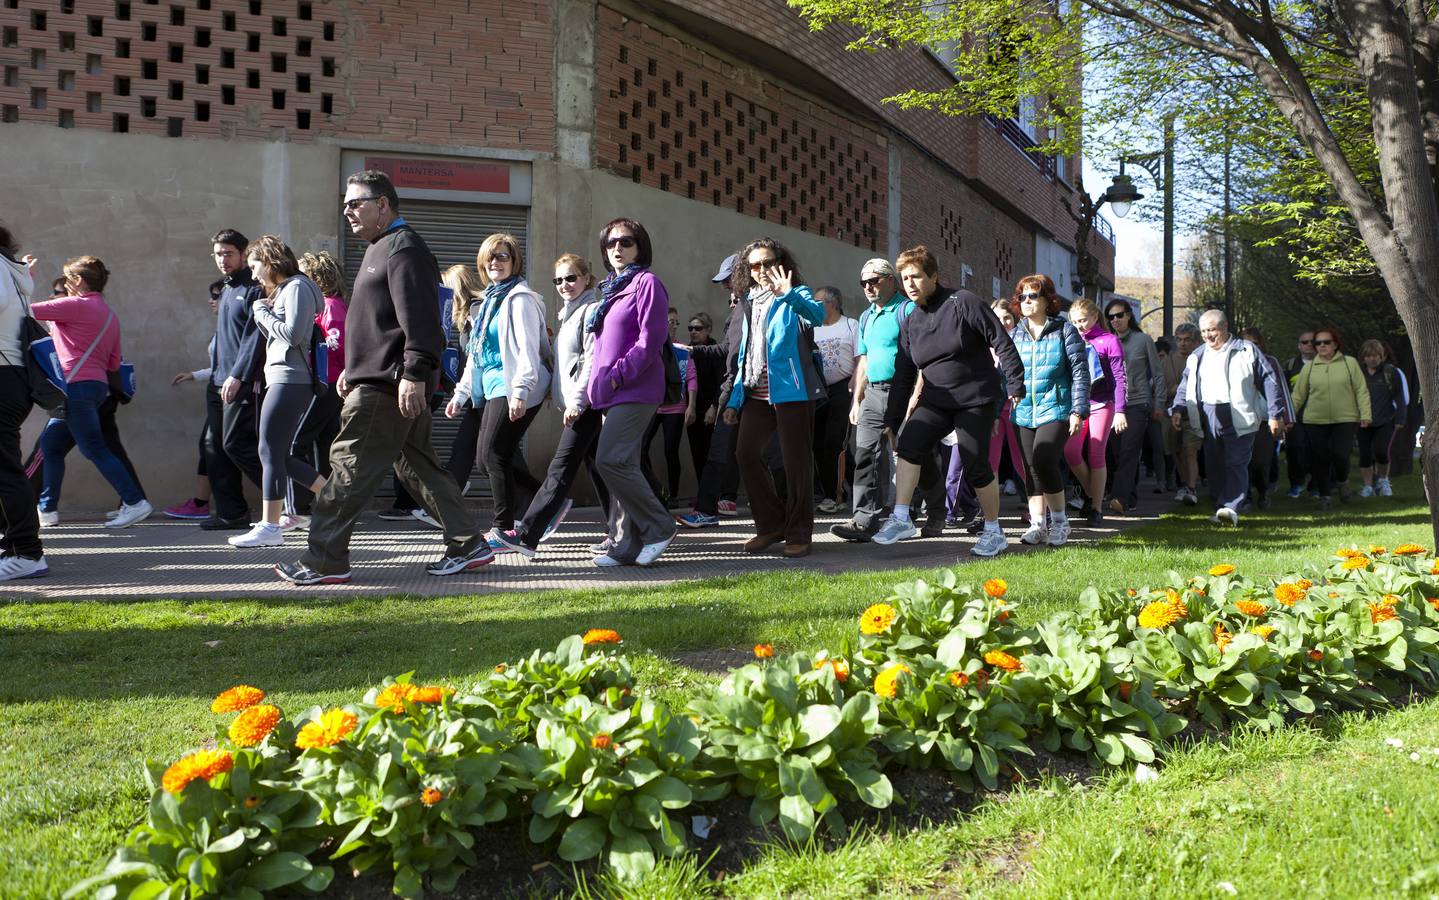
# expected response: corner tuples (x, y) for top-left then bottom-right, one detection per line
(342, 196), (381, 211)
(860, 276), (886, 288)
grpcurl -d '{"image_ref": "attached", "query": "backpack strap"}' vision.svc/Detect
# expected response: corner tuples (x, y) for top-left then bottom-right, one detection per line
(66, 308), (115, 384)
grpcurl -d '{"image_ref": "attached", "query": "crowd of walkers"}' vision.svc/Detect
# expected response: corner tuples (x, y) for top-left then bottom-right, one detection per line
(0, 170), (1424, 584)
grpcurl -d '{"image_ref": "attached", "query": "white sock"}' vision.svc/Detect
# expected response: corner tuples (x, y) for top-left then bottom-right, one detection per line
(260, 521), (281, 531)
(984, 519), (1002, 533)
(893, 505), (911, 522)
(1051, 509), (1067, 524)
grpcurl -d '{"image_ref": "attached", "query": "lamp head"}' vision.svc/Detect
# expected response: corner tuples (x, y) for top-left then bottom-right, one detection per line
(1103, 173), (1143, 218)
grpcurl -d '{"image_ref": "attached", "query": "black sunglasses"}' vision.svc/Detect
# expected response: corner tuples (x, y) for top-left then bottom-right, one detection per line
(1107, 310), (1129, 319)
(1019, 291), (1041, 300)
(687, 324), (706, 331)
(860, 276), (886, 288)
(749, 258), (779, 271)
(1313, 338), (1335, 346)
(1298, 339), (1314, 345)
(342, 196), (381, 211)
(604, 235), (637, 249)
(552, 274), (581, 286)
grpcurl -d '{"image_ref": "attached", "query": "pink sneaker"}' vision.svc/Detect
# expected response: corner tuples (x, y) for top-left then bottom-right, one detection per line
(164, 498), (211, 520)
(717, 500), (739, 516)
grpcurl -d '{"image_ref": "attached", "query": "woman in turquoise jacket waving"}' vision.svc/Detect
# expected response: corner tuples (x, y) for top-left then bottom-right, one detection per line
(723, 238), (826, 558)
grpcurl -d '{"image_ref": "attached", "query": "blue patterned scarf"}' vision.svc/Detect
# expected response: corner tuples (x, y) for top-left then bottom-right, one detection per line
(586, 264), (644, 335)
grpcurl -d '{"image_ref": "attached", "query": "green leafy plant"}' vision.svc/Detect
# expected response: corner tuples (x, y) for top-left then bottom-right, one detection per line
(477, 634), (635, 742)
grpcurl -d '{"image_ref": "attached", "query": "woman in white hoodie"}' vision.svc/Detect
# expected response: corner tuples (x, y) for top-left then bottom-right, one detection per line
(0, 225), (47, 581)
(446, 233), (550, 546)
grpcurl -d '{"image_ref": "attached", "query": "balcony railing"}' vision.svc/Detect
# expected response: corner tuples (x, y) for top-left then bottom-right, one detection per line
(1094, 215), (1114, 244)
(986, 114), (1057, 178)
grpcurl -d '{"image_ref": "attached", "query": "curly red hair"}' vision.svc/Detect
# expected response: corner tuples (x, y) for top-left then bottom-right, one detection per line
(1010, 274), (1060, 319)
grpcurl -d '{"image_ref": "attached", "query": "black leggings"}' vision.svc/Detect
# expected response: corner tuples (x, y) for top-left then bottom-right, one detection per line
(257, 382), (320, 503)
(477, 397), (541, 531)
(896, 403), (996, 490)
(1016, 420), (1069, 496)
(1357, 423), (1396, 467)
(1304, 421), (1358, 497)
(642, 411), (686, 499)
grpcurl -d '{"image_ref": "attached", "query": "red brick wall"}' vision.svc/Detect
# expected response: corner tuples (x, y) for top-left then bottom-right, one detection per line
(593, 6), (885, 249)
(0, 0), (553, 151)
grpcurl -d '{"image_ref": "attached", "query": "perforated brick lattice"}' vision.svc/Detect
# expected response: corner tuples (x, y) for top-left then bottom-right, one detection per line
(0, 0), (339, 137)
(939, 204), (962, 256)
(994, 237), (1014, 285)
(595, 9), (884, 250)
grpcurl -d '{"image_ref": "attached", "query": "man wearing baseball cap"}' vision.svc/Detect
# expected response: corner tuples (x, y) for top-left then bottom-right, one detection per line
(832, 258), (908, 541)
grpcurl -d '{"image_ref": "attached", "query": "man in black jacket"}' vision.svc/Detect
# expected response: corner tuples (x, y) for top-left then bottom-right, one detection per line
(275, 170), (489, 585)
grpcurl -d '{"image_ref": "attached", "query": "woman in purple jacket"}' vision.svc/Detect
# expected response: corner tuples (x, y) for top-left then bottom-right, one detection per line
(1063, 298), (1128, 525)
(585, 218), (679, 567)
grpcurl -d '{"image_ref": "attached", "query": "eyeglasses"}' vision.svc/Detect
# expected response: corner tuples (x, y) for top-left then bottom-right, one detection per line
(342, 196), (380, 211)
(749, 257), (778, 271)
(1313, 339), (1335, 346)
(688, 325), (706, 332)
(1298, 339), (1313, 345)
(860, 276), (886, 288)
(552, 274), (580, 286)
(1107, 311), (1129, 319)
(604, 235), (637, 250)
(490, 252), (513, 262)
(1019, 291), (1041, 300)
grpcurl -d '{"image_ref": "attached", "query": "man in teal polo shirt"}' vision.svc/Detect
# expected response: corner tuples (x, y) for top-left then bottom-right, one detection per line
(832, 258), (907, 541)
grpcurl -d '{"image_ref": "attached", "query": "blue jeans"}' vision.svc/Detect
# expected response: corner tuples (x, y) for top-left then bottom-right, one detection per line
(39, 380), (144, 510)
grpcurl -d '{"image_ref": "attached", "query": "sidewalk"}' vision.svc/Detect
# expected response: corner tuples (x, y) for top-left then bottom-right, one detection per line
(3, 502), (1162, 601)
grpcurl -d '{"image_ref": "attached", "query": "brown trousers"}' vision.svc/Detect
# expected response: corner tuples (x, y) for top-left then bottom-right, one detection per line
(735, 397), (815, 545)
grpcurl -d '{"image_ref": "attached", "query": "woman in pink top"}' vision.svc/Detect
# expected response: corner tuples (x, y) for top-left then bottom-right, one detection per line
(289, 250), (348, 517)
(1063, 297), (1128, 526)
(32, 256), (152, 527)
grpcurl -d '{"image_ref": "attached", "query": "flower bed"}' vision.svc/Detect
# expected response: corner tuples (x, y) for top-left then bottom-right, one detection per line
(70, 546), (1439, 898)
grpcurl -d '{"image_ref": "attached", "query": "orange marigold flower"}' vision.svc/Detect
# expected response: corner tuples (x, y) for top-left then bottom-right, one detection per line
(859, 603), (898, 635)
(1209, 564), (1236, 577)
(1275, 583), (1306, 606)
(412, 686), (451, 704)
(1214, 624), (1233, 653)
(949, 671), (969, 688)
(1335, 547), (1363, 559)
(873, 663), (912, 699)
(582, 628), (622, 645)
(493, 663), (507, 674)
(1428, 598), (1439, 612)
(420, 787), (443, 807)
(1368, 545), (1388, 556)
(591, 733), (613, 750)
(1341, 556), (1371, 571)
(1380, 594), (1401, 607)
(1369, 603), (1399, 625)
(1329, 592), (1341, 598)
(1165, 588), (1183, 605)
(1251, 625), (1275, 640)
(295, 708), (358, 750)
(1297, 579), (1314, 591)
(1432, 561), (1439, 575)
(984, 578), (1008, 598)
(1118, 682), (1133, 701)
(161, 749), (234, 795)
(243, 795), (262, 809)
(814, 657), (851, 683)
(753, 643), (775, 659)
(1235, 600), (1268, 617)
(375, 682), (417, 713)
(228, 704), (281, 748)
(1308, 649), (1325, 662)
(1138, 600), (1185, 630)
(1394, 543), (1426, 556)
(1126, 588), (1138, 597)
(210, 685), (265, 713)
(984, 650), (1024, 672)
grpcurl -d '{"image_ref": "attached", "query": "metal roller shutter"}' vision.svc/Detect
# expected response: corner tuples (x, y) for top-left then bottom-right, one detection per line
(341, 200), (530, 501)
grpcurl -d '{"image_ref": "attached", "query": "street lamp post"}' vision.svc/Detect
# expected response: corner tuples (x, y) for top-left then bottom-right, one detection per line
(1119, 114), (1177, 336)
(1070, 170), (1143, 300)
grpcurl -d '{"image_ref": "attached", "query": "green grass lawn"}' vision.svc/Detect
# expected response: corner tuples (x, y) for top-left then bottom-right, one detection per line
(2, 482), (1434, 898)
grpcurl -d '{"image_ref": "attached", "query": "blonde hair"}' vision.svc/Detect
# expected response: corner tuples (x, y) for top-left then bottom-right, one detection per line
(1068, 297), (1103, 330)
(443, 264), (485, 332)
(553, 252), (595, 288)
(243, 235), (300, 294)
(62, 255), (110, 293)
(298, 250), (344, 297)
(476, 233), (524, 286)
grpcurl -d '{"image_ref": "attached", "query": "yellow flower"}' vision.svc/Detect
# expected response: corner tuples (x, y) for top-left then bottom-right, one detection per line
(1341, 555), (1371, 570)
(1138, 600), (1185, 630)
(211, 685), (266, 713)
(984, 650), (1024, 672)
(1235, 600), (1268, 617)
(1297, 578), (1314, 591)
(1335, 547), (1363, 559)
(753, 643), (775, 659)
(1368, 545), (1388, 556)
(1369, 603), (1398, 625)
(582, 628), (622, 645)
(1126, 588), (1138, 597)
(1251, 625), (1275, 640)
(860, 603), (898, 635)
(1165, 588), (1184, 605)
(591, 733), (613, 750)
(1380, 594), (1402, 607)
(161, 749), (234, 795)
(1214, 624), (1233, 653)
(872, 663), (911, 699)
(1394, 543), (1426, 556)
(375, 682), (417, 713)
(1209, 564), (1236, 577)
(228, 704), (281, 748)
(421, 787), (443, 806)
(948, 671), (969, 688)
(295, 708), (358, 750)
(814, 657), (850, 683)
(984, 578), (1008, 598)
(1432, 561), (1439, 576)
(1275, 583), (1307, 606)
(493, 663), (507, 674)
(1428, 598), (1439, 613)
(414, 686), (451, 704)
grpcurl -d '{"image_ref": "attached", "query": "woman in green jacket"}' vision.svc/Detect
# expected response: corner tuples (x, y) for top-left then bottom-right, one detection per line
(1291, 326), (1371, 508)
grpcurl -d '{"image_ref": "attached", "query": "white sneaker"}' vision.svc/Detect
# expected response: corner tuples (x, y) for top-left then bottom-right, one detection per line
(636, 531), (675, 566)
(1002, 479), (1019, 496)
(1020, 522), (1048, 545)
(593, 553), (625, 567)
(971, 527), (1009, 557)
(1358, 485), (1374, 498)
(870, 516), (918, 545)
(816, 498), (839, 513)
(37, 508), (59, 527)
(229, 522), (284, 547)
(590, 536), (616, 556)
(1215, 507), (1240, 526)
(1047, 519), (1071, 547)
(104, 507), (122, 520)
(105, 499), (153, 529)
(1378, 478), (1393, 497)
(279, 514), (310, 532)
(0, 554), (48, 581)
(414, 509), (441, 529)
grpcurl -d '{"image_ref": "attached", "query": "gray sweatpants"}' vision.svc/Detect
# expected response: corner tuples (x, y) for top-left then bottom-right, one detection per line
(596, 402), (677, 562)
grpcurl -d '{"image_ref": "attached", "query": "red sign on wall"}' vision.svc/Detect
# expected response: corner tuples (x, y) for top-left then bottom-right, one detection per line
(363, 156), (510, 194)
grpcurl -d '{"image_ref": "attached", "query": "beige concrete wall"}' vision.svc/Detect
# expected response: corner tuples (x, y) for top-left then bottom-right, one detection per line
(7, 123), (341, 512)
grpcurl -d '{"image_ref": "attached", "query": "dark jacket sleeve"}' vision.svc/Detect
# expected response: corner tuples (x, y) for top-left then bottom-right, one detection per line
(884, 319), (918, 432)
(1145, 335), (1166, 406)
(1062, 322), (1090, 413)
(972, 299), (1025, 400)
(1254, 343), (1285, 421)
(389, 245), (443, 382)
(230, 282), (266, 383)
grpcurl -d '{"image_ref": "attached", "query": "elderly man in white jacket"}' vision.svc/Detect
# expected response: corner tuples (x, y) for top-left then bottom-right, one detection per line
(1170, 308), (1285, 526)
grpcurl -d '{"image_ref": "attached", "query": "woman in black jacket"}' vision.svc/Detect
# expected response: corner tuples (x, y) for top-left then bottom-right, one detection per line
(870, 246), (1025, 557)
